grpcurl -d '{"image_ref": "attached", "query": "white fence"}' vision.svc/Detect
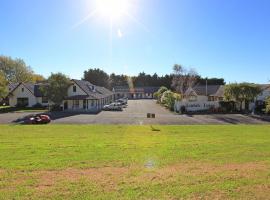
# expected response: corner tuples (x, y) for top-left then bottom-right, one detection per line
(174, 100), (220, 112)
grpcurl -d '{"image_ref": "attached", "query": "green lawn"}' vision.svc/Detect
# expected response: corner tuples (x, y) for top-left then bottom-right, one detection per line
(0, 125), (269, 199)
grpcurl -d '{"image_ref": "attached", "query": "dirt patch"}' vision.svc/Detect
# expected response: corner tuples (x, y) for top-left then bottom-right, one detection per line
(235, 184), (270, 199)
(34, 167), (130, 192)
(136, 162), (269, 183)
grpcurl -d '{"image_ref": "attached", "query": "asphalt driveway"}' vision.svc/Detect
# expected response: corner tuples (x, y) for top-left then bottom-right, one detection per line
(0, 100), (269, 125)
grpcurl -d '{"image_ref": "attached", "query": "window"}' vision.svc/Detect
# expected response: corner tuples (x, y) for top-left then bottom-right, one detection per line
(73, 85), (77, 92)
(42, 97), (48, 103)
(21, 88), (24, 92)
(189, 95), (197, 102)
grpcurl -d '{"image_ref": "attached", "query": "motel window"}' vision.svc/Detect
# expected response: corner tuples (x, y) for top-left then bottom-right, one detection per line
(73, 85), (77, 93)
(189, 95), (197, 102)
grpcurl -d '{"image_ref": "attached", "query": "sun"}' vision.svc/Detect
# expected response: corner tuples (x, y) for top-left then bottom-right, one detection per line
(96, 0), (129, 21)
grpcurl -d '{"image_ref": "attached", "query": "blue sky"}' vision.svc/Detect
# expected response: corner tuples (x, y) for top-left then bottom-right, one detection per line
(0, 0), (270, 83)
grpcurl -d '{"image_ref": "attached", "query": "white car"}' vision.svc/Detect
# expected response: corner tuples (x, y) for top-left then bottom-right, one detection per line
(103, 103), (123, 111)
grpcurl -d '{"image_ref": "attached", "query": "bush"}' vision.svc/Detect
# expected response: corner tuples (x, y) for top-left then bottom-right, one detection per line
(266, 97), (270, 114)
(219, 101), (236, 113)
(155, 86), (168, 103)
(50, 105), (63, 111)
(33, 103), (45, 108)
(161, 90), (181, 111)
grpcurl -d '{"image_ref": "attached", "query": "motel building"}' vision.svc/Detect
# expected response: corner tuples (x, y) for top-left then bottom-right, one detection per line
(174, 85), (224, 112)
(8, 79), (115, 112)
(113, 86), (159, 99)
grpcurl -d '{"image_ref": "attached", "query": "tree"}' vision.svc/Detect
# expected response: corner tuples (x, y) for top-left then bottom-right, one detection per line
(266, 97), (270, 114)
(0, 72), (8, 101)
(32, 74), (46, 83)
(109, 73), (128, 89)
(224, 83), (261, 111)
(154, 86), (168, 103)
(83, 68), (109, 88)
(161, 90), (181, 111)
(171, 64), (198, 94)
(41, 73), (71, 106)
(0, 56), (34, 83)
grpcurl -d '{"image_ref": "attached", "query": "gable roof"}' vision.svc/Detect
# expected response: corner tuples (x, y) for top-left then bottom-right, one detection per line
(185, 85), (224, 97)
(71, 79), (114, 100)
(8, 83), (45, 97)
(259, 84), (270, 91)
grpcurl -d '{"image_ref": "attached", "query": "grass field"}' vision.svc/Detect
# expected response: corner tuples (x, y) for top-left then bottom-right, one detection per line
(0, 125), (269, 199)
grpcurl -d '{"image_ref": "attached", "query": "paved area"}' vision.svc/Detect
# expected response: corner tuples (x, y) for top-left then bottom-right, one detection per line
(0, 100), (269, 125)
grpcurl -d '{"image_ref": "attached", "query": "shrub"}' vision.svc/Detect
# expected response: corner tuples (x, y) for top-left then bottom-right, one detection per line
(32, 103), (45, 108)
(161, 90), (181, 111)
(219, 101), (236, 113)
(266, 97), (270, 114)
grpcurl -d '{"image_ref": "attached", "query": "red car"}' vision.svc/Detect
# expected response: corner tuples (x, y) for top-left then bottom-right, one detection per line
(25, 114), (51, 124)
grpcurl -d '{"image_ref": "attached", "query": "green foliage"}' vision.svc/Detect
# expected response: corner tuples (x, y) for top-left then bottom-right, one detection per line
(84, 68), (110, 88)
(161, 90), (181, 111)
(41, 73), (71, 106)
(224, 83), (262, 111)
(0, 55), (34, 83)
(155, 86), (168, 103)
(266, 97), (270, 114)
(0, 72), (8, 100)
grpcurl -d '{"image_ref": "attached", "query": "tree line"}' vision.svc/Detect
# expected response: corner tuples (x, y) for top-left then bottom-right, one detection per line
(83, 66), (225, 90)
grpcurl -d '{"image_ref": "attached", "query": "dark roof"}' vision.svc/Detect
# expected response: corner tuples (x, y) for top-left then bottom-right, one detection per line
(114, 86), (159, 93)
(259, 84), (270, 90)
(185, 85), (224, 97)
(8, 83), (45, 97)
(72, 79), (114, 99)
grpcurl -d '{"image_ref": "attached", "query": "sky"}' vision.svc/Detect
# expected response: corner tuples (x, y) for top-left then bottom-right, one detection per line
(0, 0), (270, 83)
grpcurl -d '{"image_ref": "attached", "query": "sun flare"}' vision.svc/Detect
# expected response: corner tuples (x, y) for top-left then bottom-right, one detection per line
(96, 0), (129, 21)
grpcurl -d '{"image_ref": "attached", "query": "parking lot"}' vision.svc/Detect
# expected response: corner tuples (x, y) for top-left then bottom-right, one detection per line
(0, 100), (269, 125)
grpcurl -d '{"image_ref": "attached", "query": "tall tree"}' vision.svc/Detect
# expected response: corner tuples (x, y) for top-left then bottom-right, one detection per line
(83, 68), (109, 88)
(171, 64), (198, 94)
(224, 83), (261, 111)
(0, 72), (8, 101)
(0, 56), (34, 83)
(41, 73), (71, 106)
(32, 74), (46, 83)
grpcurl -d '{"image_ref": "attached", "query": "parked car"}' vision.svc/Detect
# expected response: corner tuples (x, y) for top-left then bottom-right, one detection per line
(103, 103), (123, 111)
(24, 114), (51, 124)
(116, 98), (128, 106)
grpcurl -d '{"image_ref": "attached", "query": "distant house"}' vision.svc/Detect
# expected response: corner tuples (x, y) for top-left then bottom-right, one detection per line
(8, 79), (115, 112)
(175, 85), (224, 112)
(113, 86), (159, 99)
(8, 83), (48, 107)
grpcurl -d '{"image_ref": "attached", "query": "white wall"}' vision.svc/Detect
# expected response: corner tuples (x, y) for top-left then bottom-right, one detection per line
(9, 84), (37, 107)
(175, 100), (220, 112)
(67, 83), (87, 97)
(257, 88), (270, 101)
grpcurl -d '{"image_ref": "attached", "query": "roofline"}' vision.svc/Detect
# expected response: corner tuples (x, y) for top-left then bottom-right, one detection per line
(8, 82), (36, 97)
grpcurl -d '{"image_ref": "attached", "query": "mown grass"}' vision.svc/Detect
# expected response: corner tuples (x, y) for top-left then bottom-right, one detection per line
(0, 125), (269, 199)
